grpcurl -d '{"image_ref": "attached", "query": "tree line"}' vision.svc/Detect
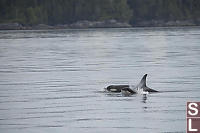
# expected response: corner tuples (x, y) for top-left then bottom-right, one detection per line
(0, 0), (199, 25)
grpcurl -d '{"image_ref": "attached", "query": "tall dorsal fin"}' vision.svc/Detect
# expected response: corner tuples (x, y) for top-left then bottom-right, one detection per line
(138, 74), (147, 88)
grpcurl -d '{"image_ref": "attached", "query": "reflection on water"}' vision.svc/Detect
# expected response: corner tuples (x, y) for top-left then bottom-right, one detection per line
(0, 27), (200, 133)
(142, 95), (147, 103)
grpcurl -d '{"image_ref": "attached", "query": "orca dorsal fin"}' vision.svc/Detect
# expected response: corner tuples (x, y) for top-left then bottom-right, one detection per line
(138, 74), (147, 88)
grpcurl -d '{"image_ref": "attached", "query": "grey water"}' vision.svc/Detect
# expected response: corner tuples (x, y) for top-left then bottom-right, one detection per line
(0, 27), (200, 133)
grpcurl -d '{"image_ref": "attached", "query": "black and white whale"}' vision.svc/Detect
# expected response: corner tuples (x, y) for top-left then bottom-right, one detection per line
(104, 74), (158, 95)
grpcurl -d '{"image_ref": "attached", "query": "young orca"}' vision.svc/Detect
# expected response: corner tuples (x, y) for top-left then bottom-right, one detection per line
(121, 87), (136, 96)
(104, 74), (158, 94)
(105, 85), (129, 92)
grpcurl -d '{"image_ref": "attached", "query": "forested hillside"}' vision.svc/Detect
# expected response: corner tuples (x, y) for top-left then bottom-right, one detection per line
(0, 0), (200, 26)
(128, 0), (200, 25)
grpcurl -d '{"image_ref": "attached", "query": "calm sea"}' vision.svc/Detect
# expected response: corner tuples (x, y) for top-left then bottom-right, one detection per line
(0, 27), (200, 133)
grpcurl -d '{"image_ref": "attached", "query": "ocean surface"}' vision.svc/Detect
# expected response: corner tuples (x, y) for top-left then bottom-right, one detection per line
(0, 27), (200, 133)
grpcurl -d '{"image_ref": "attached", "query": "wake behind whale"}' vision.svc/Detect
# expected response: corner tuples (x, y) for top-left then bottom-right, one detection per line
(104, 74), (158, 96)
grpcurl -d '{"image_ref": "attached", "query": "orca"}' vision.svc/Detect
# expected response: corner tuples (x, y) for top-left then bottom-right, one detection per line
(104, 85), (129, 92)
(133, 74), (158, 93)
(104, 74), (158, 95)
(121, 87), (136, 96)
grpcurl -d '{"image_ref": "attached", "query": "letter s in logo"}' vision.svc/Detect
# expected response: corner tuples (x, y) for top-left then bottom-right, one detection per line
(188, 103), (198, 116)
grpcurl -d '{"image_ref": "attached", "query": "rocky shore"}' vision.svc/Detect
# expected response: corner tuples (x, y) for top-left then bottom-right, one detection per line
(132, 19), (200, 27)
(0, 19), (199, 30)
(0, 20), (131, 30)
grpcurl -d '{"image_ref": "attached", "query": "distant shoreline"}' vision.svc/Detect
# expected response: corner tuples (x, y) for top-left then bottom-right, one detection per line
(0, 19), (199, 30)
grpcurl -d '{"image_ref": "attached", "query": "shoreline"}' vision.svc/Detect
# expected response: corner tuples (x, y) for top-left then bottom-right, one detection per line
(0, 20), (131, 30)
(0, 19), (199, 30)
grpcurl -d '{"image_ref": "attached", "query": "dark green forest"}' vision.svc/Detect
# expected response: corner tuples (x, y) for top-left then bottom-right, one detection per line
(0, 0), (200, 26)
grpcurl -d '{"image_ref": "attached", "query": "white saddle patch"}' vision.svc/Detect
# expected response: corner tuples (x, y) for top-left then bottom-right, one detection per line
(136, 87), (149, 95)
